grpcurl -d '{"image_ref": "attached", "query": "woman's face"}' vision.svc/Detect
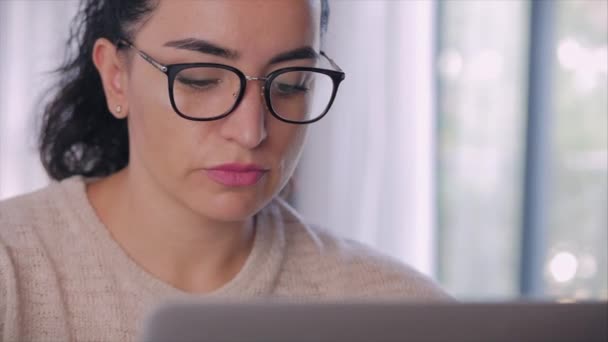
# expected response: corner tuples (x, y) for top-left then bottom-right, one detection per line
(123, 0), (321, 221)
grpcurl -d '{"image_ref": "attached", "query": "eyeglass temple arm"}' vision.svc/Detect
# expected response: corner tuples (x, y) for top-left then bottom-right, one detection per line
(117, 39), (168, 73)
(320, 51), (344, 72)
(118, 39), (341, 75)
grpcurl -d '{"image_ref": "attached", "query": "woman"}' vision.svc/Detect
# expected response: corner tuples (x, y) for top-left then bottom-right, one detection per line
(0, 0), (448, 340)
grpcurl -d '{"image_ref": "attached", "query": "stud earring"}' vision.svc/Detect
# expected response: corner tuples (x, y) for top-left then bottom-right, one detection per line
(116, 105), (122, 114)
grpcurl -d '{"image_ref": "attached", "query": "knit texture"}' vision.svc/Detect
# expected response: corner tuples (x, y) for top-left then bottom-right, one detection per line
(0, 177), (448, 341)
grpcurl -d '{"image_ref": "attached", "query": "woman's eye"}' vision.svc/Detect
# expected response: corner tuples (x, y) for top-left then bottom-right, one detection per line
(177, 77), (221, 90)
(274, 82), (309, 96)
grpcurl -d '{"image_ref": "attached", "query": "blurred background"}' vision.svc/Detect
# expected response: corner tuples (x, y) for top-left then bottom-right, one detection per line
(0, 0), (606, 301)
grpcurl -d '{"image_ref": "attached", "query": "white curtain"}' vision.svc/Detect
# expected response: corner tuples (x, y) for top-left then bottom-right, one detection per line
(0, 0), (438, 277)
(295, 0), (437, 276)
(0, 0), (78, 199)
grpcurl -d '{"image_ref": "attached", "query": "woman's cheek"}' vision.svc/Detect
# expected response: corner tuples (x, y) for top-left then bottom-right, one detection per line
(275, 125), (308, 187)
(128, 103), (179, 179)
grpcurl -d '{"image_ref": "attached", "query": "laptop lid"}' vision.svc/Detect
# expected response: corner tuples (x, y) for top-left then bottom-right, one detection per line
(140, 300), (608, 342)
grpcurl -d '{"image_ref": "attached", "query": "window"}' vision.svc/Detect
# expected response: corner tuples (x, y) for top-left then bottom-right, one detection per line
(437, 0), (607, 300)
(545, 0), (607, 299)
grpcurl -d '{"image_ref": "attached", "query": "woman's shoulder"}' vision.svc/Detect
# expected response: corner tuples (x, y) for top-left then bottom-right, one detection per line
(0, 178), (81, 247)
(0, 178), (89, 340)
(0, 183), (56, 235)
(272, 199), (451, 300)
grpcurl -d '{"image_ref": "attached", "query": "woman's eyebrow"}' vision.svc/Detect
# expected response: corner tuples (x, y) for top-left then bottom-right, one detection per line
(268, 47), (319, 65)
(163, 38), (240, 59)
(163, 39), (318, 65)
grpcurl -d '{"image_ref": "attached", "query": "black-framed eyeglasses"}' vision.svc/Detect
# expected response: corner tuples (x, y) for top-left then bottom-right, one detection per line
(116, 39), (345, 124)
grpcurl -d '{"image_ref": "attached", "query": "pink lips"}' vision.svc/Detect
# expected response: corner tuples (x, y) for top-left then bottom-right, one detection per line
(205, 163), (268, 187)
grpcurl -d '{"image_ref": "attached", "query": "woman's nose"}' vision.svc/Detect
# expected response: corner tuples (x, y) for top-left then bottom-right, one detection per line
(218, 80), (268, 149)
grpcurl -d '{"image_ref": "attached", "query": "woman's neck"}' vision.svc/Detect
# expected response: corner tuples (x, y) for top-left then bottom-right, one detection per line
(86, 167), (256, 293)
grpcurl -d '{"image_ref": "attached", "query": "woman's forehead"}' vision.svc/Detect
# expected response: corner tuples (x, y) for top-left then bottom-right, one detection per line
(137, 0), (321, 55)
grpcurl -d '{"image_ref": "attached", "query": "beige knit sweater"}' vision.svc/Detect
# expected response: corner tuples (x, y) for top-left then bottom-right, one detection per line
(0, 177), (448, 341)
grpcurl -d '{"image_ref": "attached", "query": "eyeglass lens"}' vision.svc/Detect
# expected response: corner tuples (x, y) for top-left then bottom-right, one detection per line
(172, 67), (334, 121)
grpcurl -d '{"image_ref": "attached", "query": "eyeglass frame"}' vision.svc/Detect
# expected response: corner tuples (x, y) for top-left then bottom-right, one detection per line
(116, 39), (346, 124)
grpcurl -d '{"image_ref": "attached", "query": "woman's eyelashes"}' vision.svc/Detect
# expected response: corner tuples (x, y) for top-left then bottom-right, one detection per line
(272, 82), (310, 97)
(177, 77), (222, 91)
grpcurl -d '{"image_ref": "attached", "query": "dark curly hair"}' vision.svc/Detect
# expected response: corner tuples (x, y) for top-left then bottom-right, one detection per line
(39, 0), (330, 181)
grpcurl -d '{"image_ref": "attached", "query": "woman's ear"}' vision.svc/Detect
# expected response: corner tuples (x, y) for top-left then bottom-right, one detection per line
(92, 38), (129, 119)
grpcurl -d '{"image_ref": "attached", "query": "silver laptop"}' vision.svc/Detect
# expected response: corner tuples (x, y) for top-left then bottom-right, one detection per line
(140, 300), (607, 342)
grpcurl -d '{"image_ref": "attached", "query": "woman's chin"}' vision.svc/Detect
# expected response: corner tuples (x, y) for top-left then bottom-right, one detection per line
(186, 192), (272, 223)
(173, 174), (279, 222)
